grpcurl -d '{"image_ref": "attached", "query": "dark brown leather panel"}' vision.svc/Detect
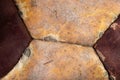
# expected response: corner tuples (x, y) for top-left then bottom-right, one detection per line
(95, 15), (120, 80)
(0, 0), (32, 78)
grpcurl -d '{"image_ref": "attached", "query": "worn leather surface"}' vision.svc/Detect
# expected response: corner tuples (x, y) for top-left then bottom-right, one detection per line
(1, 0), (120, 79)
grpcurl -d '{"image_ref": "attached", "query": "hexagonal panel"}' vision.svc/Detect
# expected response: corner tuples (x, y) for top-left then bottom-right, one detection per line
(16, 0), (120, 46)
(3, 40), (108, 80)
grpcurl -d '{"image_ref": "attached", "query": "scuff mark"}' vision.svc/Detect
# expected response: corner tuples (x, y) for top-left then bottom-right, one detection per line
(44, 60), (53, 65)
